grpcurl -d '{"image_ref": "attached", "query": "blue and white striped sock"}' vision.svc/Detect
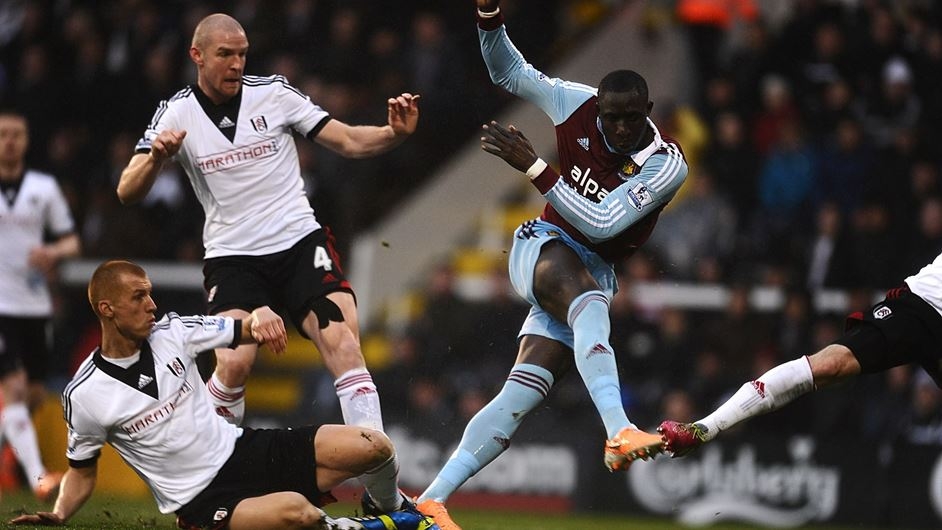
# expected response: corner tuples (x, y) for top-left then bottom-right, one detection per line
(418, 364), (554, 503)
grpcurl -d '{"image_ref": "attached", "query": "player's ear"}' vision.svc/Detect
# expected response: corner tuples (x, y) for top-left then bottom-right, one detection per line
(98, 300), (114, 318)
(647, 100), (654, 116)
(189, 46), (203, 66)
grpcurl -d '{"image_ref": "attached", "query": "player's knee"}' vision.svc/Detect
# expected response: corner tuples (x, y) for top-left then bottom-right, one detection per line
(354, 427), (394, 468)
(278, 495), (323, 528)
(809, 344), (859, 385)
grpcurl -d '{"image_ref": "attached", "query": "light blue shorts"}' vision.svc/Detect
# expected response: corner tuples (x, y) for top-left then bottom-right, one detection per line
(508, 219), (616, 349)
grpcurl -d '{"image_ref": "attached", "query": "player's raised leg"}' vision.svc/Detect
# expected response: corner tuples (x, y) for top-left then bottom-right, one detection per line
(532, 242), (663, 471)
(660, 353), (824, 456)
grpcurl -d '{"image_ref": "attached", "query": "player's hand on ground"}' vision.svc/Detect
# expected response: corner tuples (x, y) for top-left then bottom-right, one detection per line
(149, 129), (186, 162)
(10, 512), (64, 525)
(477, 0), (500, 13)
(387, 93), (420, 136)
(249, 306), (288, 354)
(481, 121), (538, 172)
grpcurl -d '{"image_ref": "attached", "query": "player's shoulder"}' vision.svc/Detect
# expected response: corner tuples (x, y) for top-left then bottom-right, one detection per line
(22, 169), (65, 193)
(657, 133), (685, 159)
(23, 169), (57, 184)
(243, 74), (307, 99)
(159, 85), (196, 109)
(63, 352), (100, 401)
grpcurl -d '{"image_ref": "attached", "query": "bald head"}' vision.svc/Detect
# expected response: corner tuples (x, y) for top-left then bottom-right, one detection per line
(192, 13), (246, 50)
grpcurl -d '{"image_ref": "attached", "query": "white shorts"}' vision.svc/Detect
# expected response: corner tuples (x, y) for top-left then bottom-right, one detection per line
(508, 219), (616, 349)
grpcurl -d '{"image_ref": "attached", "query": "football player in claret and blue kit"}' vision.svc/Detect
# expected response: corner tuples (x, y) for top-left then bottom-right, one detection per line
(415, 1), (687, 529)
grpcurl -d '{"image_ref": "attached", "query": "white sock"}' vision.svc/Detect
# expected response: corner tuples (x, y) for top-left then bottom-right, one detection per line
(360, 453), (402, 512)
(697, 357), (815, 441)
(207, 373), (245, 425)
(1, 402), (46, 489)
(334, 368), (384, 432)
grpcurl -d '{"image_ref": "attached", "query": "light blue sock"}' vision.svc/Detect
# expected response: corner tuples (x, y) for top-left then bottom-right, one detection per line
(569, 291), (632, 439)
(418, 364), (554, 503)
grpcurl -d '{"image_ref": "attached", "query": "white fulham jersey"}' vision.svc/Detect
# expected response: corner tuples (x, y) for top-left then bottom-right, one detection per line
(63, 313), (241, 513)
(136, 76), (329, 258)
(0, 170), (75, 316)
(906, 251), (942, 317)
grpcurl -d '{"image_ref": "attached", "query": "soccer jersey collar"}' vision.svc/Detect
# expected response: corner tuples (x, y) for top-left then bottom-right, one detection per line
(93, 341), (159, 399)
(596, 117), (663, 165)
(192, 83), (243, 143)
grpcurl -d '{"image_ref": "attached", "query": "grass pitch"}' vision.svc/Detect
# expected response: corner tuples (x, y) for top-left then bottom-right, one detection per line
(0, 490), (896, 529)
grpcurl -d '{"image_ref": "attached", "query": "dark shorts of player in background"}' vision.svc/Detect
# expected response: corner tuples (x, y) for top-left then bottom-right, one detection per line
(836, 284), (942, 386)
(175, 425), (333, 529)
(203, 228), (354, 337)
(0, 315), (50, 381)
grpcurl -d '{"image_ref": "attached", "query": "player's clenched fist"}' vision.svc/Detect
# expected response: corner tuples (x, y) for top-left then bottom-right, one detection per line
(149, 129), (186, 162)
(249, 306), (288, 354)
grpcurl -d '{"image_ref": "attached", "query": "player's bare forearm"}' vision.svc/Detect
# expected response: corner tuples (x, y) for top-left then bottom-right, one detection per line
(480, 121), (538, 172)
(117, 153), (163, 204)
(315, 93), (419, 158)
(10, 467), (97, 525)
(117, 129), (186, 204)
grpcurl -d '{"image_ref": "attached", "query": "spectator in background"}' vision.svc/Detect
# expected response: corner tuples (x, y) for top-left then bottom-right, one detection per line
(707, 111), (758, 228)
(815, 116), (873, 216)
(0, 110), (80, 500)
(804, 201), (860, 290)
(855, 57), (921, 149)
(752, 117), (816, 265)
(650, 169), (736, 281)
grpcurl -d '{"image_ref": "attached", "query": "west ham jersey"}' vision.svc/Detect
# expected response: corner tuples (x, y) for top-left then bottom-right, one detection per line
(479, 16), (687, 263)
(63, 314), (241, 513)
(0, 170), (75, 316)
(136, 76), (329, 258)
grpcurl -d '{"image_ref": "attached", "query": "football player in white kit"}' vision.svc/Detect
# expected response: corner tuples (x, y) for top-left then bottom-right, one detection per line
(660, 252), (942, 456)
(118, 13), (419, 516)
(0, 110), (80, 501)
(9, 261), (437, 530)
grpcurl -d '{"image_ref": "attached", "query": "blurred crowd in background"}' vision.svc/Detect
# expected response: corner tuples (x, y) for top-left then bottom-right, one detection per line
(3, 0), (942, 456)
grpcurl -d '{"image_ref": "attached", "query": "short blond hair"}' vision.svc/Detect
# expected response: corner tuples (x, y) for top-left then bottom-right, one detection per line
(88, 260), (146, 317)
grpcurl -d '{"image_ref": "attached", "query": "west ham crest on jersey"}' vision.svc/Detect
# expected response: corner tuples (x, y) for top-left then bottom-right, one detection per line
(250, 115), (268, 133)
(618, 159), (638, 180)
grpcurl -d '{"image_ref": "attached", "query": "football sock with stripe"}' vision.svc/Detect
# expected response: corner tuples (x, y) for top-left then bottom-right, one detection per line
(207, 373), (245, 425)
(335, 367), (384, 432)
(359, 453), (402, 512)
(1, 402), (47, 490)
(696, 356), (815, 441)
(418, 363), (554, 503)
(569, 291), (633, 438)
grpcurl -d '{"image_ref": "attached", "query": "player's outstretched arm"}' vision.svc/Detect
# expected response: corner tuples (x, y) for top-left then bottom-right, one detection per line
(312, 93), (420, 158)
(10, 466), (97, 526)
(117, 129), (187, 204)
